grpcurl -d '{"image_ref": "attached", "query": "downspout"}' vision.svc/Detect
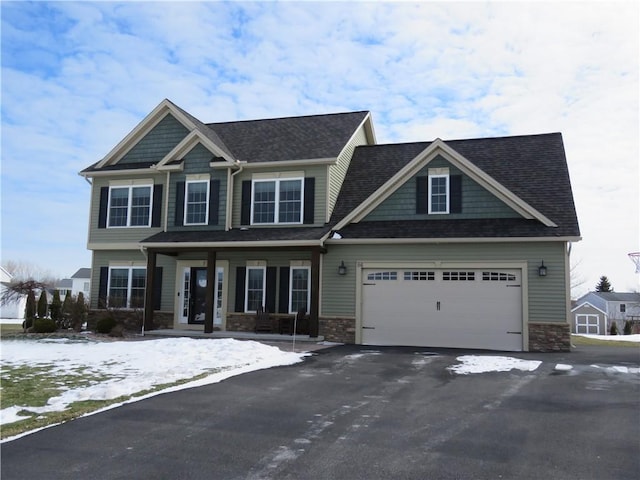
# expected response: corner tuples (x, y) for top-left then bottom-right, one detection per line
(227, 160), (244, 231)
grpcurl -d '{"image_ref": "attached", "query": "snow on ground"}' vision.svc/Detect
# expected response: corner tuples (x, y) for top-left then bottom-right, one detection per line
(574, 334), (640, 343)
(0, 337), (307, 428)
(448, 355), (542, 375)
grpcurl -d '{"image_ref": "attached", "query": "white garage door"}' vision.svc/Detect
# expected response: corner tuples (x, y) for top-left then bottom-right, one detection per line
(361, 268), (523, 351)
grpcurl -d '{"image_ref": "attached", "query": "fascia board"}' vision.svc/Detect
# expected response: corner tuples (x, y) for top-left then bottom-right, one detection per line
(335, 113), (376, 160)
(324, 236), (581, 245)
(239, 158), (336, 168)
(96, 99), (197, 169)
(80, 168), (160, 178)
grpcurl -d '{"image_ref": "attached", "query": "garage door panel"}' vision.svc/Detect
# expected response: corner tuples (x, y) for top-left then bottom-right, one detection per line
(361, 268), (523, 351)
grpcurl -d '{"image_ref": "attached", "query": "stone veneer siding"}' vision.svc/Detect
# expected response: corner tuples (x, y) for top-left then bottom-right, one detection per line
(87, 309), (173, 332)
(528, 322), (571, 352)
(319, 317), (356, 344)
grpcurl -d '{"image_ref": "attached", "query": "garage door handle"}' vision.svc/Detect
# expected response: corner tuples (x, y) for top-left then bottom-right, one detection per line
(362, 326), (375, 330)
(363, 283), (376, 286)
(507, 331), (522, 335)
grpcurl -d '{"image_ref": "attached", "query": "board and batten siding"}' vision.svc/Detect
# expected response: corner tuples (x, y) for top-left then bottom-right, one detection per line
(89, 250), (176, 311)
(88, 175), (165, 245)
(364, 157), (520, 221)
(321, 241), (568, 324)
(119, 114), (189, 165)
(230, 164), (327, 228)
(167, 143), (227, 230)
(327, 126), (369, 220)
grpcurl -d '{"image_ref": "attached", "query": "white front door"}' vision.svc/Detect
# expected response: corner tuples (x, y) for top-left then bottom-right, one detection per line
(179, 266), (224, 326)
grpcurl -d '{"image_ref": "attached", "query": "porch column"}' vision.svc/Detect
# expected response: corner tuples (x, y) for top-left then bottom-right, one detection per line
(144, 249), (157, 331)
(309, 247), (320, 337)
(204, 250), (217, 334)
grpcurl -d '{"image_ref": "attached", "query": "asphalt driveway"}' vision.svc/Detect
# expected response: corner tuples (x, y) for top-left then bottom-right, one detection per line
(2, 344), (639, 480)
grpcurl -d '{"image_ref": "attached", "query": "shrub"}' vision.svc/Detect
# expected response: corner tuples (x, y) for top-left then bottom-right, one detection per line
(33, 318), (57, 333)
(623, 320), (633, 335)
(22, 318), (34, 330)
(25, 290), (36, 321)
(71, 293), (87, 332)
(37, 290), (48, 318)
(96, 316), (117, 334)
(610, 321), (618, 335)
(50, 290), (62, 325)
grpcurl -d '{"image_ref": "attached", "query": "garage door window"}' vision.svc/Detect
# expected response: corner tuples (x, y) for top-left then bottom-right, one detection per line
(443, 271), (475, 281)
(482, 272), (516, 281)
(576, 314), (599, 334)
(404, 271), (435, 281)
(367, 271), (397, 281)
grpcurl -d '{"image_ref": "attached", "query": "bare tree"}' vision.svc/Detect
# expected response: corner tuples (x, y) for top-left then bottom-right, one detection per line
(2, 260), (58, 284)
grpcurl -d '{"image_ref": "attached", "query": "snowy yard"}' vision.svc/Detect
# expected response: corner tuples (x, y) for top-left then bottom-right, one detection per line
(0, 337), (307, 439)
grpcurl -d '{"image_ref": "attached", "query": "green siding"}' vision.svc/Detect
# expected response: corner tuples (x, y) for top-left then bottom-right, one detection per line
(231, 164), (327, 227)
(88, 175), (165, 245)
(90, 250), (176, 311)
(364, 156), (520, 221)
(119, 114), (189, 164)
(328, 126), (368, 219)
(167, 143), (227, 230)
(321, 241), (568, 324)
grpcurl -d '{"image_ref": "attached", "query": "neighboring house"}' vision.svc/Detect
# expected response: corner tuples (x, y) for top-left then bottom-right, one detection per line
(57, 268), (91, 300)
(572, 292), (640, 334)
(80, 99), (581, 352)
(0, 266), (27, 319)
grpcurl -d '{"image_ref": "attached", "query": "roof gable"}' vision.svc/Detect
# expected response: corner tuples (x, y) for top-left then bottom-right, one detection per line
(571, 301), (608, 315)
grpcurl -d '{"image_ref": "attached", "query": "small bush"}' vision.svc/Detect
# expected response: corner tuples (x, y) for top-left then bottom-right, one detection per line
(96, 316), (117, 334)
(33, 318), (57, 333)
(610, 321), (618, 336)
(22, 318), (34, 330)
(623, 320), (633, 335)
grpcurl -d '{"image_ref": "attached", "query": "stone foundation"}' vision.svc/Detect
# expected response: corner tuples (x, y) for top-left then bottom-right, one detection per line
(87, 310), (173, 332)
(225, 313), (310, 335)
(319, 317), (356, 344)
(528, 322), (571, 352)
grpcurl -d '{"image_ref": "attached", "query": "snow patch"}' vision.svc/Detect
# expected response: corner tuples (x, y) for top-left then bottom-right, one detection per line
(448, 355), (542, 375)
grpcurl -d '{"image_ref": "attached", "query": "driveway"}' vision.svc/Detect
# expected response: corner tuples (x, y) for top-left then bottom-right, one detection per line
(2, 344), (639, 480)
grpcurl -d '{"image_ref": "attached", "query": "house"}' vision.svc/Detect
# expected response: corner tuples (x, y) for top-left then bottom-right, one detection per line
(57, 268), (92, 300)
(0, 266), (26, 319)
(572, 292), (640, 334)
(80, 99), (581, 352)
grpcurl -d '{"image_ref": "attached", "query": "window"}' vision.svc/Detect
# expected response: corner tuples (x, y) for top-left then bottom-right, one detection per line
(620, 304), (626, 313)
(289, 267), (310, 313)
(83, 282), (90, 292)
(367, 271), (398, 281)
(108, 267), (146, 308)
(108, 185), (152, 227)
(184, 181), (209, 225)
(482, 272), (517, 282)
(443, 271), (475, 281)
(245, 267), (266, 312)
(429, 174), (449, 214)
(404, 271), (435, 281)
(252, 178), (303, 224)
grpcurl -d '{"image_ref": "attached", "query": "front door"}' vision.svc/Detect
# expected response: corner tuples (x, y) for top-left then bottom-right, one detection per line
(181, 266), (224, 326)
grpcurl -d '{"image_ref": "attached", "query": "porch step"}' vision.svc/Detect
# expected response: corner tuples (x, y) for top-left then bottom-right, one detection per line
(144, 329), (324, 343)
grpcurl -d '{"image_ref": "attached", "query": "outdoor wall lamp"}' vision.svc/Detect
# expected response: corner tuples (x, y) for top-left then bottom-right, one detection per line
(338, 261), (347, 276)
(538, 260), (547, 277)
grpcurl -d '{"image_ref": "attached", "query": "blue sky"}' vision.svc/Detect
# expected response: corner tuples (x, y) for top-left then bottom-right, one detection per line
(1, 1), (638, 295)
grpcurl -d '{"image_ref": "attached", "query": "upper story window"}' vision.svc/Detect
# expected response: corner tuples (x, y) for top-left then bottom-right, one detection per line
(252, 178), (303, 225)
(428, 174), (449, 214)
(108, 185), (152, 227)
(184, 180), (209, 225)
(620, 304), (626, 313)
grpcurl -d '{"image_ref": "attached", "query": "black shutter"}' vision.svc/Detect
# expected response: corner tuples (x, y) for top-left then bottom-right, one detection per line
(278, 267), (290, 314)
(450, 175), (462, 214)
(208, 179), (220, 225)
(241, 181), (251, 225)
(235, 267), (246, 312)
(98, 266), (109, 308)
(303, 178), (315, 224)
(266, 267), (277, 313)
(416, 176), (428, 214)
(153, 267), (163, 311)
(175, 181), (185, 226)
(152, 185), (163, 228)
(98, 187), (109, 228)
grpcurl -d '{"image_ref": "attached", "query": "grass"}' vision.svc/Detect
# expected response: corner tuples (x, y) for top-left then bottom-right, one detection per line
(0, 323), (24, 337)
(571, 334), (639, 347)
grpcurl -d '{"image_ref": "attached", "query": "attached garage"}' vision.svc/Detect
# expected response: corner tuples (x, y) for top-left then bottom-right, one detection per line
(360, 266), (524, 351)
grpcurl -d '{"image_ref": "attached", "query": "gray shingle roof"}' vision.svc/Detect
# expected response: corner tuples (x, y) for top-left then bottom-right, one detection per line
(71, 268), (91, 279)
(589, 292), (640, 302)
(141, 226), (333, 245)
(331, 133), (580, 239)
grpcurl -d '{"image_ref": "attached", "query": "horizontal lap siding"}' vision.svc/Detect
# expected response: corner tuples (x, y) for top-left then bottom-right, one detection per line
(231, 164), (327, 227)
(88, 175), (165, 244)
(321, 242), (567, 323)
(365, 157), (520, 221)
(119, 114), (189, 164)
(328, 127), (368, 219)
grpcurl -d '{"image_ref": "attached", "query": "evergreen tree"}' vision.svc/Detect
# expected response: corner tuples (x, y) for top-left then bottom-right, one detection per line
(37, 290), (48, 318)
(25, 290), (36, 320)
(595, 276), (613, 292)
(72, 292), (87, 331)
(62, 293), (73, 327)
(50, 290), (62, 325)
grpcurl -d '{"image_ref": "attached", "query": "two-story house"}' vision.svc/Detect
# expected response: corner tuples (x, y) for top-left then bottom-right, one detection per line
(572, 292), (640, 335)
(80, 99), (581, 352)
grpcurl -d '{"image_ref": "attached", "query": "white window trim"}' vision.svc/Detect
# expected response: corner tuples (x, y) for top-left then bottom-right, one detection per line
(428, 173), (449, 214)
(289, 266), (311, 314)
(184, 180), (210, 226)
(245, 266), (266, 313)
(107, 266), (146, 309)
(250, 178), (304, 225)
(107, 184), (153, 228)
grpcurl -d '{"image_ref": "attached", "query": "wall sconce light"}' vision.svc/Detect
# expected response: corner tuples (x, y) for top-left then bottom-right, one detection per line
(338, 261), (347, 276)
(538, 260), (547, 277)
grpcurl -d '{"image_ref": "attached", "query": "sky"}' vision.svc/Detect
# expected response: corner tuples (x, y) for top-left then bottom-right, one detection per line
(1, 1), (638, 296)
(4, 336), (638, 440)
